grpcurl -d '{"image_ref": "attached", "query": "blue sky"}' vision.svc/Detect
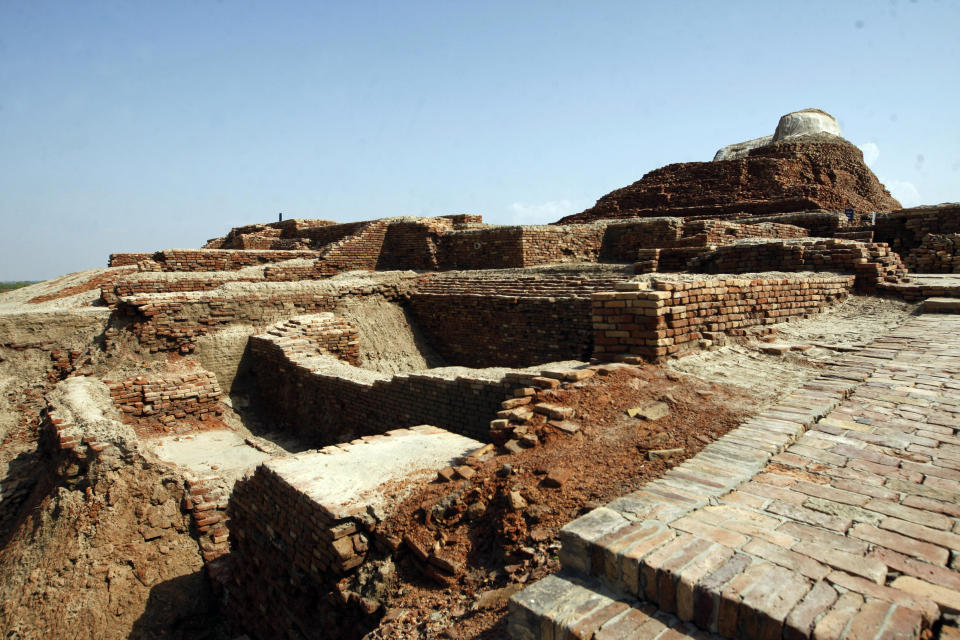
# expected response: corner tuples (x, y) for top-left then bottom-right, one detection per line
(1, 1), (958, 280)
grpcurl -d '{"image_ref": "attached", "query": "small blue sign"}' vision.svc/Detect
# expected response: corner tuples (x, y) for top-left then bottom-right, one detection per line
(844, 208), (854, 222)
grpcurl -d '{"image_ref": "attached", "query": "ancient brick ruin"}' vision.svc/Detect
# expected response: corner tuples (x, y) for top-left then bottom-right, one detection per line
(3, 110), (960, 640)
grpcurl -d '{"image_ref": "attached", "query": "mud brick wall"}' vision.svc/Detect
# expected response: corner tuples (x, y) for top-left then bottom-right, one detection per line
(310, 221), (391, 276)
(688, 220), (809, 243)
(439, 228), (528, 269)
(701, 210), (847, 237)
(406, 293), (594, 367)
(904, 234), (960, 273)
(249, 332), (512, 443)
(147, 249), (320, 272)
(109, 253), (155, 267)
(592, 275), (854, 361)
(224, 456), (379, 640)
(599, 219), (684, 261)
(376, 219), (452, 270)
(438, 225), (604, 270)
(875, 204), (960, 254)
(110, 280), (409, 354)
(104, 371), (223, 432)
(688, 239), (908, 291)
(112, 275), (262, 298)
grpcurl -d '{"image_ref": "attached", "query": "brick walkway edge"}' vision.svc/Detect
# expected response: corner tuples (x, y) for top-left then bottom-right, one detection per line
(510, 313), (960, 640)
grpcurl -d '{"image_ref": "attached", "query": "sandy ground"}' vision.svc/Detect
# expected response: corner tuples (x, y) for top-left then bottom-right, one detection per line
(667, 294), (918, 407)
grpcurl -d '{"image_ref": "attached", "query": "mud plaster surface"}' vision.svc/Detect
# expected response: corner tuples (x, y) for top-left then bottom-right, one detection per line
(145, 429), (273, 485)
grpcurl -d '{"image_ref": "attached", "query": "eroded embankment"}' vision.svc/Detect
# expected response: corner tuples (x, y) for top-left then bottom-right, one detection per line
(0, 378), (224, 640)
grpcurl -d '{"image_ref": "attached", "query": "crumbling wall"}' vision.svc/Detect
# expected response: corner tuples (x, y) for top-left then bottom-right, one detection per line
(108, 277), (412, 354)
(592, 275), (854, 361)
(875, 204), (960, 253)
(104, 371), (223, 435)
(683, 238), (907, 292)
(903, 234), (960, 273)
(223, 426), (479, 640)
(118, 249), (321, 272)
(249, 330), (512, 444)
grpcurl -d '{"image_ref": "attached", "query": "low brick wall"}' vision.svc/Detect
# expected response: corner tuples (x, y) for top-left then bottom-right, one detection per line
(685, 239), (907, 292)
(407, 273), (630, 367)
(104, 371), (223, 434)
(145, 249), (321, 272)
(249, 324), (513, 444)
(108, 253), (155, 267)
(109, 277), (412, 354)
(903, 233), (960, 273)
(875, 204), (960, 255)
(223, 426), (480, 639)
(592, 275), (854, 361)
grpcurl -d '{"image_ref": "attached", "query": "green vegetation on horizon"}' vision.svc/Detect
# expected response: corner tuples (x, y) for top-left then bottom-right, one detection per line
(0, 281), (40, 292)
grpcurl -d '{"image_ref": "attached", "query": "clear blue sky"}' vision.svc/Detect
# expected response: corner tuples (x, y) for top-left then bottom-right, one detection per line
(1, 1), (958, 280)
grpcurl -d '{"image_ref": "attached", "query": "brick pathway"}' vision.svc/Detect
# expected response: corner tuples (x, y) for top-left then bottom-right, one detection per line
(511, 313), (960, 639)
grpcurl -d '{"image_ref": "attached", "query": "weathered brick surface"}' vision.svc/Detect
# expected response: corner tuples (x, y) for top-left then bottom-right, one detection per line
(875, 204), (960, 258)
(408, 272), (631, 367)
(903, 233), (960, 273)
(592, 275), (853, 362)
(103, 371), (223, 434)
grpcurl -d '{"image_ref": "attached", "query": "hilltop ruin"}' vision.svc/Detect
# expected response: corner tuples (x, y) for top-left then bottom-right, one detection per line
(1, 111), (960, 640)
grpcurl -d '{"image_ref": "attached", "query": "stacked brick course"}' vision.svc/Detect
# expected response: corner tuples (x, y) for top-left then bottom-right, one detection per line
(249, 326), (513, 445)
(592, 276), (854, 361)
(407, 273), (630, 367)
(104, 371), (223, 434)
(27, 267), (137, 304)
(682, 239), (907, 292)
(437, 225), (605, 270)
(139, 249), (322, 272)
(874, 204), (960, 257)
(260, 313), (360, 365)
(108, 253), (155, 267)
(903, 234), (960, 273)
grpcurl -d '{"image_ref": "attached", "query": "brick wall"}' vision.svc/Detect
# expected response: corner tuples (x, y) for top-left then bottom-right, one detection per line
(261, 314), (360, 366)
(437, 225), (605, 270)
(249, 326), (513, 444)
(108, 253), (155, 267)
(223, 425), (472, 639)
(875, 204), (960, 254)
(903, 234), (960, 273)
(592, 275), (854, 361)
(406, 273), (631, 367)
(684, 238), (907, 292)
(146, 249), (321, 272)
(108, 278), (411, 354)
(376, 219), (451, 271)
(103, 371), (223, 434)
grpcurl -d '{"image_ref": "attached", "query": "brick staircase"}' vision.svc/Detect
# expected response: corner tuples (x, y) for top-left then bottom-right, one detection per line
(510, 314), (960, 640)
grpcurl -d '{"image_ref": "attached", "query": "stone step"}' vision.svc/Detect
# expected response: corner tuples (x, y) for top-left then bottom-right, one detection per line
(922, 297), (960, 313)
(509, 572), (718, 640)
